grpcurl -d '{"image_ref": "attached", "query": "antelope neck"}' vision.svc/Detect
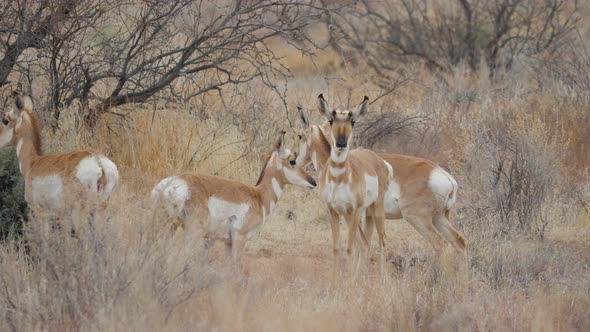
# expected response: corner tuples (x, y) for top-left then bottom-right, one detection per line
(14, 113), (42, 178)
(255, 165), (284, 217)
(310, 125), (332, 172)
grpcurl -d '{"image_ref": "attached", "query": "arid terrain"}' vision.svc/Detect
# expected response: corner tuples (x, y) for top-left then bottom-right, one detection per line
(0, 1), (589, 331)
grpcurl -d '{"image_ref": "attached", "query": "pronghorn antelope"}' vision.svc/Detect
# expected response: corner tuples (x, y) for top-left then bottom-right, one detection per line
(151, 131), (317, 265)
(295, 102), (466, 256)
(0, 92), (119, 222)
(313, 94), (394, 275)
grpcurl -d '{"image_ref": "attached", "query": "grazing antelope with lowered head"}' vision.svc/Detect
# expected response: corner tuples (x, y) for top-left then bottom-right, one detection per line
(151, 131), (317, 266)
(313, 94), (394, 276)
(294, 103), (466, 257)
(0, 92), (119, 226)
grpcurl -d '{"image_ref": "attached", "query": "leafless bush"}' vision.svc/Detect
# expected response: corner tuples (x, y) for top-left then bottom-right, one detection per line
(532, 35), (590, 100)
(1, 0), (341, 127)
(354, 108), (425, 149)
(0, 200), (210, 331)
(488, 121), (558, 239)
(0, 1), (96, 87)
(329, 0), (579, 84)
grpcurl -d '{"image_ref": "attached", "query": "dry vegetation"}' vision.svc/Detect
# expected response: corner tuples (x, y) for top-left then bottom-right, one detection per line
(1, 1), (590, 331)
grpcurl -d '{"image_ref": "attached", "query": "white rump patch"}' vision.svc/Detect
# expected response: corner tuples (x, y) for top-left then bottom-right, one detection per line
(75, 154), (118, 198)
(382, 160), (401, 215)
(151, 176), (190, 219)
(428, 167), (458, 209)
(384, 179), (401, 216)
(208, 197), (250, 232)
(364, 175), (379, 208)
(97, 156), (119, 197)
(75, 156), (103, 192)
(31, 175), (64, 209)
(272, 177), (283, 198)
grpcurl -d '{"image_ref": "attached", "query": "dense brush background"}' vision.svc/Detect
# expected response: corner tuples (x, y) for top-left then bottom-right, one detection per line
(0, 0), (589, 331)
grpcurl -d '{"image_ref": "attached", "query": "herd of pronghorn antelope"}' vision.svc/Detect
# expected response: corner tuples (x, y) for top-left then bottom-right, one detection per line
(1, 91), (465, 275)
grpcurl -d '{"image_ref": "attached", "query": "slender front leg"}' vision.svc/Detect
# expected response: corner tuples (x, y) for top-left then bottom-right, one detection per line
(373, 212), (386, 278)
(364, 215), (375, 252)
(231, 231), (246, 273)
(345, 209), (365, 279)
(346, 209), (362, 256)
(328, 208), (341, 283)
(230, 214), (251, 275)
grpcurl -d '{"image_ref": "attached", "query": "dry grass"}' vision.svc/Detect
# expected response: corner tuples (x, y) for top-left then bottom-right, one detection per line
(0, 182), (588, 331)
(1, 36), (590, 332)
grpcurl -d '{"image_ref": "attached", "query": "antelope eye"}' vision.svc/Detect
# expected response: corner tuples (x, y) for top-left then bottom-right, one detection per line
(290, 160), (296, 166)
(329, 119), (333, 126)
(351, 119), (355, 127)
(298, 134), (302, 140)
(2, 118), (8, 126)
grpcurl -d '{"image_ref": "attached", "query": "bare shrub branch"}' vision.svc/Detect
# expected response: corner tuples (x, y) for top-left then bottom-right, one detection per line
(0, 0), (93, 87)
(488, 119), (558, 238)
(329, 0), (579, 83)
(1, 1), (342, 127)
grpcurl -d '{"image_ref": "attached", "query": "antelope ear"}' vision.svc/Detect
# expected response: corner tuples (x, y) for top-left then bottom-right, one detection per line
(317, 94), (333, 121)
(351, 96), (369, 119)
(13, 92), (32, 117)
(276, 130), (286, 154)
(297, 107), (309, 129)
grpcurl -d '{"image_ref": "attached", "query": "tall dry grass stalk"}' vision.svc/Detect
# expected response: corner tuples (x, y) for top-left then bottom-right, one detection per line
(0, 58), (589, 331)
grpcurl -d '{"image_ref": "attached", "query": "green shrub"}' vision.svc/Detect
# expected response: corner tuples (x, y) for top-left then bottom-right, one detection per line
(0, 149), (28, 239)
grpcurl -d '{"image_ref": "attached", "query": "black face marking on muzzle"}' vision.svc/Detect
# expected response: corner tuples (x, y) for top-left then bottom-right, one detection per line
(336, 135), (347, 149)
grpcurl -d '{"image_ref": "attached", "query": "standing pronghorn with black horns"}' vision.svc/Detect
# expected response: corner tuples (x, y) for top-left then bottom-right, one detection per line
(0, 92), (119, 226)
(295, 104), (466, 258)
(316, 94), (393, 277)
(151, 131), (317, 267)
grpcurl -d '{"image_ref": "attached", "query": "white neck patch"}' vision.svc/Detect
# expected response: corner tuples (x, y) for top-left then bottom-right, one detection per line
(329, 166), (345, 177)
(16, 139), (23, 173)
(330, 148), (348, 164)
(272, 177), (283, 199)
(16, 139), (23, 157)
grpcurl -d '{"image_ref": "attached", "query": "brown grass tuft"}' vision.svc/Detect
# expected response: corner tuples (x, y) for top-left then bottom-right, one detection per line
(0, 40), (589, 332)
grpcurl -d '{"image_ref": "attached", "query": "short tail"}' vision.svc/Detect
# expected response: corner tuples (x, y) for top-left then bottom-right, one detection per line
(95, 155), (119, 198)
(97, 167), (107, 192)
